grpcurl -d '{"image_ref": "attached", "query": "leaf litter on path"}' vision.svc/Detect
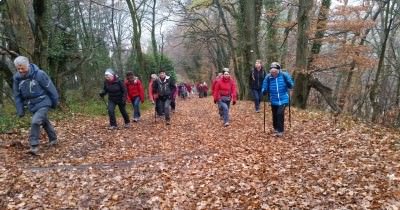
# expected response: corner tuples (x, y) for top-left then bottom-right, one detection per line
(1, 97), (399, 209)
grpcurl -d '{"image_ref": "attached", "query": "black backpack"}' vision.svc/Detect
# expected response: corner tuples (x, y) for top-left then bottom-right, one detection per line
(157, 78), (171, 97)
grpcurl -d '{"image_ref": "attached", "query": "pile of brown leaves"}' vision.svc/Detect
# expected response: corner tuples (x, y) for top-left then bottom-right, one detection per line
(1, 97), (399, 209)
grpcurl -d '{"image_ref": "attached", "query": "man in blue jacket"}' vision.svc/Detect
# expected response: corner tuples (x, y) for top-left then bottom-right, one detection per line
(13, 56), (59, 155)
(261, 62), (294, 137)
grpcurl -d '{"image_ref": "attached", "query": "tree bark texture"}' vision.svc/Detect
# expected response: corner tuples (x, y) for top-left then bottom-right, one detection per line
(126, 0), (145, 78)
(292, 0), (313, 109)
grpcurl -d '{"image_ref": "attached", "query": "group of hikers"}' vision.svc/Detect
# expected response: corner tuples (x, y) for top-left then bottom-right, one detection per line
(12, 55), (293, 155)
(100, 68), (178, 128)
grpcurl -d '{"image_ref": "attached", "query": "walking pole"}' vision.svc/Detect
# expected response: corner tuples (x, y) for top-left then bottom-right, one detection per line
(154, 101), (157, 123)
(288, 93), (291, 128)
(263, 95), (266, 133)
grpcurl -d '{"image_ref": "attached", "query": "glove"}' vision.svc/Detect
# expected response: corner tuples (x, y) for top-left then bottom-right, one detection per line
(214, 100), (217, 104)
(99, 92), (106, 98)
(232, 101), (236, 105)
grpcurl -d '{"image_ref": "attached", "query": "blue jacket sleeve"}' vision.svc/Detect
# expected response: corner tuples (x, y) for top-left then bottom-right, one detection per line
(12, 76), (25, 116)
(37, 71), (59, 108)
(261, 76), (269, 94)
(283, 72), (294, 89)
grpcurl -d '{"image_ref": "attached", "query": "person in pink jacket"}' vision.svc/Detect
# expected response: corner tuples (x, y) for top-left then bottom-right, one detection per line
(213, 69), (237, 127)
(125, 72), (144, 122)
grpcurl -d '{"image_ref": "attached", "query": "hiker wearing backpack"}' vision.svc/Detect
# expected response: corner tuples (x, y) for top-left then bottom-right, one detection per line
(261, 62), (294, 137)
(152, 69), (176, 125)
(149, 73), (163, 117)
(125, 72), (144, 122)
(99, 68), (130, 129)
(249, 59), (266, 113)
(213, 69), (237, 127)
(12, 56), (59, 155)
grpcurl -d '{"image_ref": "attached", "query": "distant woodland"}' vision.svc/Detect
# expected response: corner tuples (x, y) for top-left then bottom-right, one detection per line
(0, 0), (399, 126)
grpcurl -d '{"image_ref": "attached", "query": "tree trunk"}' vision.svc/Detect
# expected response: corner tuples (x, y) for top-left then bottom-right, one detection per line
(305, 0), (341, 113)
(292, 0), (313, 108)
(280, 6), (294, 67)
(32, 0), (49, 69)
(126, 0), (145, 78)
(337, 5), (382, 112)
(264, 0), (279, 64)
(6, 0), (35, 56)
(151, 0), (158, 65)
(214, 0), (241, 95)
(111, 0), (123, 74)
(231, 0), (262, 99)
(369, 1), (394, 122)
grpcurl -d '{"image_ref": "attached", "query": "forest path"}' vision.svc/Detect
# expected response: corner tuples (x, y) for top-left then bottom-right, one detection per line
(2, 96), (400, 209)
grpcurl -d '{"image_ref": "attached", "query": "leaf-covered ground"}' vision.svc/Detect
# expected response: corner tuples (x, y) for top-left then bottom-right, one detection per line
(1, 97), (400, 209)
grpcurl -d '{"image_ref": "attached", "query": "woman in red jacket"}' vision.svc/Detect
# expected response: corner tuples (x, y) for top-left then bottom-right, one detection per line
(125, 72), (144, 122)
(213, 69), (237, 127)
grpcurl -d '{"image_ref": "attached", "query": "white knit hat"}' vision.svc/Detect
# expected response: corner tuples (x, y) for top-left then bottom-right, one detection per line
(104, 68), (114, 76)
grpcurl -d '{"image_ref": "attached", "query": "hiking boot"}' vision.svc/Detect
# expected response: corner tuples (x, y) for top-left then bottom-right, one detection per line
(27, 146), (39, 155)
(49, 139), (58, 146)
(224, 122), (230, 127)
(124, 123), (131, 128)
(108, 126), (118, 130)
(166, 120), (171, 125)
(274, 132), (283, 137)
(133, 118), (139, 123)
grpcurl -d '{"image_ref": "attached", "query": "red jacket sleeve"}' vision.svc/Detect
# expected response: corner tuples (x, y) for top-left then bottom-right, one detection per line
(125, 80), (133, 102)
(139, 80), (145, 103)
(213, 81), (220, 102)
(231, 79), (237, 102)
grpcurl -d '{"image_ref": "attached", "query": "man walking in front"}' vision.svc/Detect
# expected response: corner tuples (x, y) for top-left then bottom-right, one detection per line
(13, 56), (59, 155)
(152, 69), (176, 125)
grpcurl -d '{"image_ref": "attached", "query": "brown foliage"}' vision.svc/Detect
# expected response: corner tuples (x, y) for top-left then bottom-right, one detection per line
(1, 98), (399, 209)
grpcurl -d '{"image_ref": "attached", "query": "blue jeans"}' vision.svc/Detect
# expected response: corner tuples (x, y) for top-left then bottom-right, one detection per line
(131, 96), (141, 119)
(218, 100), (231, 124)
(157, 97), (171, 121)
(29, 107), (57, 146)
(108, 100), (130, 126)
(251, 89), (262, 111)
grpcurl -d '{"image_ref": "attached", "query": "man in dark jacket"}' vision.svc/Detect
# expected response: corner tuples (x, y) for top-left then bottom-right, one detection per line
(13, 56), (59, 155)
(100, 68), (130, 129)
(152, 69), (176, 125)
(249, 59), (266, 113)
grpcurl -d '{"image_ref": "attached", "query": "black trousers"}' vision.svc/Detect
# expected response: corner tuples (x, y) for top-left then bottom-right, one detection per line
(271, 105), (286, 133)
(108, 100), (130, 126)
